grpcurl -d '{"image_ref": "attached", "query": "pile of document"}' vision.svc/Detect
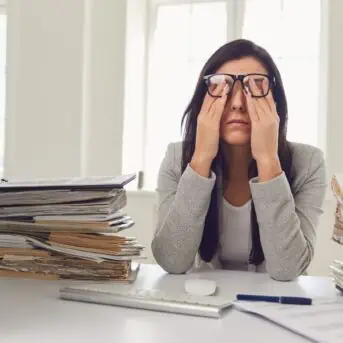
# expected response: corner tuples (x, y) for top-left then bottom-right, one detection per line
(330, 260), (343, 293)
(0, 174), (143, 281)
(331, 174), (343, 244)
(330, 174), (343, 293)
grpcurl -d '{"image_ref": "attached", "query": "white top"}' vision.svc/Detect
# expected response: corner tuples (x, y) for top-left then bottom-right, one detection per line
(219, 197), (252, 268)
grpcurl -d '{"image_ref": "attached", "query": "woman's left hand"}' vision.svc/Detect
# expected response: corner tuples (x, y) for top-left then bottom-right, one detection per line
(246, 78), (282, 182)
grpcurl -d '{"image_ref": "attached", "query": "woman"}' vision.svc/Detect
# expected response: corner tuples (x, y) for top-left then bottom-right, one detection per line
(151, 39), (327, 281)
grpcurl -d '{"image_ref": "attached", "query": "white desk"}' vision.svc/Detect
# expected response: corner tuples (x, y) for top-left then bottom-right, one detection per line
(0, 264), (340, 343)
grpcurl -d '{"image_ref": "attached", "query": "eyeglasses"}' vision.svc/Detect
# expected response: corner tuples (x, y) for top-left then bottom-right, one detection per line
(203, 73), (274, 98)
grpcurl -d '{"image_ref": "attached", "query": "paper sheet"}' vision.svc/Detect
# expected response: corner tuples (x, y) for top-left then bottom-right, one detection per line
(0, 189), (126, 217)
(0, 234), (33, 248)
(234, 298), (343, 343)
(0, 174), (136, 189)
(0, 234), (145, 262)
(35, 210), (127, 222)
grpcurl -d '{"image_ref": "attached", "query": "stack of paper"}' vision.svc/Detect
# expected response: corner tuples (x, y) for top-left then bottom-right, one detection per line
(330, 174), (343, 294)
(331, 174), (343, 244)
(0, 174), (144, 281)
(329, 260), (343, 293)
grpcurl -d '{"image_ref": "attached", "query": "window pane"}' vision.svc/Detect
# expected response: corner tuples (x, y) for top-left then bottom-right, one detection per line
(144, 2), (227, 190)
(242, 0), (321, 146)
(242, 0), (284, 57)
(277, 57), (319, 145)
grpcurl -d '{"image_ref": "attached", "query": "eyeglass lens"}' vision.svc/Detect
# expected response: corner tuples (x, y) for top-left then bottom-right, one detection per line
(207, 74), (270, 97)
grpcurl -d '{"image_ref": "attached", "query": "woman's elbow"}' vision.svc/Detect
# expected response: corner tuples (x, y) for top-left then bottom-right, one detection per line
(158, 263), (189, 275)
(266, 245), (313, 281)
(268, 268), (299, 281)
(266, 261), (310, 281)
(151, 238), (191, 275)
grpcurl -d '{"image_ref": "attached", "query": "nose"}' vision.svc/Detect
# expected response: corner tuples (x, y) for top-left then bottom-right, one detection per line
(229, 81), (246, 112)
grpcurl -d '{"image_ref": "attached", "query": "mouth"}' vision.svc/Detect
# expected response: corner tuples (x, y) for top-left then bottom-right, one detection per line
(227, 119), (249, 126)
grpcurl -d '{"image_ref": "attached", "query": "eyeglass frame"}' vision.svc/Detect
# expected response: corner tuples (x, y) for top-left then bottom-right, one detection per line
(203, 73), (275, 98)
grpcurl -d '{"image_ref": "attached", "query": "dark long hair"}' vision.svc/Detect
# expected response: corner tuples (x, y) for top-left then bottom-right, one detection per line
(181, 39), (293, 265)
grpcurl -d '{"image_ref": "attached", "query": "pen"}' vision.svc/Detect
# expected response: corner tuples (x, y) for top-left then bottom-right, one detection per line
(236, 294), (312, 305)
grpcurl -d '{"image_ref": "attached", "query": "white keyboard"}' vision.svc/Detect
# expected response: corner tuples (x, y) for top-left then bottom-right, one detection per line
(60, 286), (233, 318)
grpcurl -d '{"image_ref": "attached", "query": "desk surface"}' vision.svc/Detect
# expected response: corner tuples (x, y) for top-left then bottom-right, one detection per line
(0, 264), (339, 343)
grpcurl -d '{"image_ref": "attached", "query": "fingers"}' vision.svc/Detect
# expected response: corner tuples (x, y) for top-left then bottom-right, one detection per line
(248, 78), (270, 119)
(201, 82), (225, 113)
(201, 81), (226, 114)
(248, 77), (281, 126)
(201, 93), (217, 114)
(245, 88), (259, 123)
(265, 85), (277, 113)
(212, 84), (228, 119)
(208, 81), (227, 112)
(211, 78), (227, 97)
(198, 81), (227, 131)
(261, 79), (279, 124)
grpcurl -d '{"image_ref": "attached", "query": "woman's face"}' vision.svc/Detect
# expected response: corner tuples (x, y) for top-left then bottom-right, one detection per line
(208, 57), (270, 146)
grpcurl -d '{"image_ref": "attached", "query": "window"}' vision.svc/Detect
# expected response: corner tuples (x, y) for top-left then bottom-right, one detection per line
(123, 0), (323, 190)
(242, 0), (321, 146)
(144, 1), (227, 189)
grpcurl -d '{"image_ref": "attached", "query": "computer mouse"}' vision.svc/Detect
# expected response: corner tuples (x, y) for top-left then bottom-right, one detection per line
(184, 278), (217, 296)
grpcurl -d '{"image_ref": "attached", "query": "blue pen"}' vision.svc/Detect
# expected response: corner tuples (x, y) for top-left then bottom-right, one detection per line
(236, 294), (312, 305)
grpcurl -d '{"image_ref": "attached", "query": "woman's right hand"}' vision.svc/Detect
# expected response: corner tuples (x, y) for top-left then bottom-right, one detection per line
(190, 82), (228, 177)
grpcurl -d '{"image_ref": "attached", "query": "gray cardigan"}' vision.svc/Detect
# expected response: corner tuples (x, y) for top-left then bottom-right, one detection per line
(151, 141), (327, 281)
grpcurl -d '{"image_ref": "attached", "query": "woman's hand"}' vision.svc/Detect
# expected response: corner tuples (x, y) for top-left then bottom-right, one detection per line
(246, 78), (282, 182)
(190, 82), (228, 177)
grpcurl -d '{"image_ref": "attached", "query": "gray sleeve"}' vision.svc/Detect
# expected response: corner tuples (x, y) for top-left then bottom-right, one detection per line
(250, 149), (327, 281)
(151, 143), (216, 274)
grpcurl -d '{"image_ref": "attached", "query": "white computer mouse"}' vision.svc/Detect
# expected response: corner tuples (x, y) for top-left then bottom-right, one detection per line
(184, 278), (217, 296)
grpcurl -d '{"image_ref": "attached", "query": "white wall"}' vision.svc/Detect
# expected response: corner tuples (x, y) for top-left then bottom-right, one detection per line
(123, 191), (157, 264)
(308, 0), (343, 275)
(3, 0), (343, 275)
(326, 0), (343, 176)
(81, 0), (126, 177)
(309, 199), (339, 276)
(5, 0), (85, 178)
(4, 0), (126, 179)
